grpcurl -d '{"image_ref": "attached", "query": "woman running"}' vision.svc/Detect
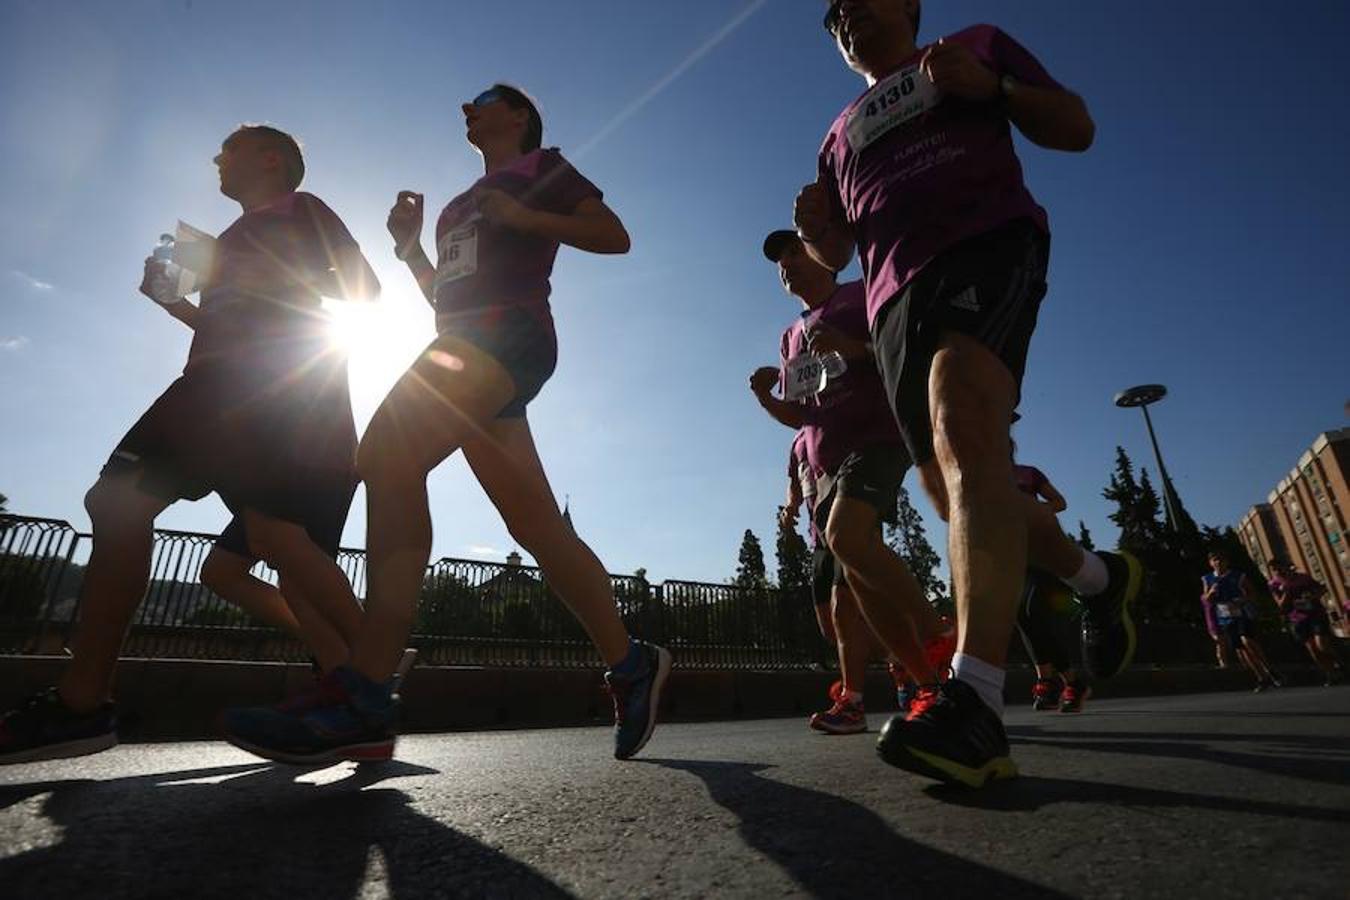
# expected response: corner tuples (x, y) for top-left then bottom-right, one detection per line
(223, 84), (669, 763)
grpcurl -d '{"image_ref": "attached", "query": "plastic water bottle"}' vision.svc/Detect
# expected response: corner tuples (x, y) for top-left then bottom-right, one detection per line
(151, 233), (182, 305)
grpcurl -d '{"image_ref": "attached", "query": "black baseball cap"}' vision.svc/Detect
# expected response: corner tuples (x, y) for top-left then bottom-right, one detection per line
(762, 229), (800, 262)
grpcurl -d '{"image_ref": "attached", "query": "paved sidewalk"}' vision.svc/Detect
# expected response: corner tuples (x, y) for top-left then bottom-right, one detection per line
(2, 687), (1347, 898)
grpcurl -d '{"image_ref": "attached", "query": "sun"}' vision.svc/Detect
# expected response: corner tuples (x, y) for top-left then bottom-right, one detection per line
(323, 281), (434, 423)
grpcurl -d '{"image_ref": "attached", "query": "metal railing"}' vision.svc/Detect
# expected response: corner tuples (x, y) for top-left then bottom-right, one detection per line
(0, 514), (828, 669)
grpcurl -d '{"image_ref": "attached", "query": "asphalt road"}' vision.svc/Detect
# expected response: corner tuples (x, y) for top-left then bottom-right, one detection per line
(2, 686), (1347, 899)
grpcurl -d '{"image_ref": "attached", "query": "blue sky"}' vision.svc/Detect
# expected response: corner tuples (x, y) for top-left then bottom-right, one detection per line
(1, 1), (1347, 583)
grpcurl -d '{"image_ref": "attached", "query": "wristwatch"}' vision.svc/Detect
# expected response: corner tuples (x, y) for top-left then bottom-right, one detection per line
(999, 74), (1018, 101)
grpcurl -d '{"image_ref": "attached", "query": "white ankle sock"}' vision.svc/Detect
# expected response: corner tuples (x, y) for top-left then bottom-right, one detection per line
(952, 652), (1006, 716)
(1064, 549), (1109, 596)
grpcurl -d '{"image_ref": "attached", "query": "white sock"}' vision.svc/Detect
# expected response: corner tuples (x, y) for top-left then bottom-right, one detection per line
(952, 652), (1006, 717)
(1064, 549), (1109, 596)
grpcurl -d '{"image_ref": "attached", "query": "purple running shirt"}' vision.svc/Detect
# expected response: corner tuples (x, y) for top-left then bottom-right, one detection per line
(1268, 572), (1327, 623)
(778, 280), (902, 476)
(188, 191), (359, 377)
(433, 148), (601, 335)
(816, 25), (1065, 327)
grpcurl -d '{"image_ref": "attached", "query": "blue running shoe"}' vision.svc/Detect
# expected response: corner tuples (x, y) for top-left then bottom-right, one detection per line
(605, 641), (671, 760)
(0, 688), (117, 765)
(221, 666), (399, 765)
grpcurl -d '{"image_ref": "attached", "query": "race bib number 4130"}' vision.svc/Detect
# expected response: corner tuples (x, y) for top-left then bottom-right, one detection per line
(845, 63), (942, 152)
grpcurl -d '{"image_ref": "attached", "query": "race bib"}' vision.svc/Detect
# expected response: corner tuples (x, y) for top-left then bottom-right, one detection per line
(784, 353), (826, 402)
(1215, 602), (1237, 620)
(845, 63), (942, 152)
(435, 220), (478, 287)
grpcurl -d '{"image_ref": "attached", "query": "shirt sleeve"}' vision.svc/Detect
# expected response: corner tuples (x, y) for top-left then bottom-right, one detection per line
(293, 192), (360, 277)
(987, 26), (1065, 91)
(535, 151), (603, 214)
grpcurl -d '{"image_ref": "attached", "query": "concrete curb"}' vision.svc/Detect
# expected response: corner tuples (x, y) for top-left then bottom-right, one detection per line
(1, 655), (1329, 741)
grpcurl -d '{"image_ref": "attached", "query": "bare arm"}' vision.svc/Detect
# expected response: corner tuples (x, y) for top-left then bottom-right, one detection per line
(1004, 81), (1095, 152)
(920, 38), (1094, 152)
(1037, 476), (1068, 513)
(794, 176), (855, 272)
(479, 192), (630, 254)
(749, 366), (811, 430)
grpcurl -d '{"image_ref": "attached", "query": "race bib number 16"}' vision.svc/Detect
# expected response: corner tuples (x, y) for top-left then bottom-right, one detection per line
(435, 221), (479, 287)
(845, 63), (942, 152)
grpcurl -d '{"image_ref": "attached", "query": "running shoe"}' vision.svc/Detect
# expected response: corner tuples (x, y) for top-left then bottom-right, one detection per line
(605, 641), (671, 760)
(924, 619), (958, 677)
(828, 679), (846, 703)
(1079, 550), (1143, 679)
(0, 688), (117, 765)
(1269, 671), (1285, 688)
(1252, 680), (1269, 694)
(1058, 680), (1091, 714)
(1031, 677), (1061, 711)
(220, 666), (399, 765)
(809, 696), (867, 734)
(877, 678), (1017, 787)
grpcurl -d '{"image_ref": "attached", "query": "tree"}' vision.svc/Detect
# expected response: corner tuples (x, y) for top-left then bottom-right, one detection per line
(1077, 520), (1095, 551)
(885, 486), (950, 613)
(734, 529), (768, 592)
(1103, 447), (1156, 555)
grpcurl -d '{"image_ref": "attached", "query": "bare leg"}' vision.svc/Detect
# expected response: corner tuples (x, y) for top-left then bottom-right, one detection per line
(827, 496), (939, 682)
(928, 332), (1022, 668)
(832, 581), (874, 696)
(351, 335), (516, 681)
(274, 575), (352, 672)
(464, 417), (629, 665)
(1239, 635), (1276, 681)
(201, 547), (303, 635)
(58, 475), (171, 712)
(242, 510), (364, 660)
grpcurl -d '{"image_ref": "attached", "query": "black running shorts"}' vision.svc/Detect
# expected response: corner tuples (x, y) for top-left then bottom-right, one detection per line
(214, 472), (356, 561)
(810, 545), (836, 607)
(872, 218), (1049, 464)
(101, 368), (357, 531)
(439, 307), (558, 418)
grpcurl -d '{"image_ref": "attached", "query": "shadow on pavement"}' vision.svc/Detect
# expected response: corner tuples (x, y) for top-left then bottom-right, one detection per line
(0, 760), (574, 900)
(643, 758), (1067, 900)
(924, 773), (1350, 825)
(1007, 723), (1350, 787)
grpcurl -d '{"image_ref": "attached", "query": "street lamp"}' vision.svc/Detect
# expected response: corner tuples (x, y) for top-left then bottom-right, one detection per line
(1113, 384), (1194, 538)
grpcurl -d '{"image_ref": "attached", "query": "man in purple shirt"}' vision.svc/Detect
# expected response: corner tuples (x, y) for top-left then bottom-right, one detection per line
(0, 125), (378, 764)
(751, 229), (954, 734)
(1268, 559), (1343, 685)
(795, 1), (1139, 787)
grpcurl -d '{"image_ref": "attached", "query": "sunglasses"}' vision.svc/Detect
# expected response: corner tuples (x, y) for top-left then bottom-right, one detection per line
(822, 0), (844, 34)
(471, 88), (505, 107)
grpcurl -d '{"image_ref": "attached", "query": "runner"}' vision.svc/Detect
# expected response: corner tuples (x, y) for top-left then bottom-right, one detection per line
(751, 229), (954, 735)
(0, 125), (378, 764)
(1012, 461), (1090, 714)
(1268, 559), (1343, 685)
(145, 270), (363, 672)
(221, 84), (669, 763)
(798, 1), (1138, 786)
(1201, 550), (1280, 691)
